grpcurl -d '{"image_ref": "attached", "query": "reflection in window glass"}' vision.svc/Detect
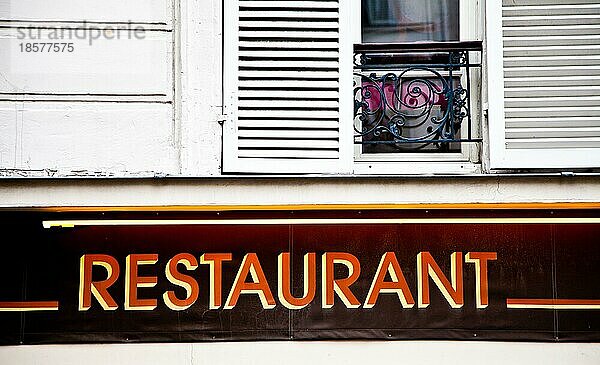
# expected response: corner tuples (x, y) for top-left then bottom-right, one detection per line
(362, 0), (459, 43)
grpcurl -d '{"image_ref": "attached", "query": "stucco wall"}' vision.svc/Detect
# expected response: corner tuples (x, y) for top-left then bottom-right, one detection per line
(1, 341), (599, 365)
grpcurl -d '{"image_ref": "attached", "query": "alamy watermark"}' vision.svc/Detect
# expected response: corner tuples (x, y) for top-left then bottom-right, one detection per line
(16, 21), (147, 53)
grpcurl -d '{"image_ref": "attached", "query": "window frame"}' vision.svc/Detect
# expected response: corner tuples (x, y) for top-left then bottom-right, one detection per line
(351, 0), (483, 175)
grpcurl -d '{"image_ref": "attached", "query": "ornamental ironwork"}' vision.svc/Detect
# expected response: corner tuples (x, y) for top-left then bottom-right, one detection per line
(354, 41), (482, 153)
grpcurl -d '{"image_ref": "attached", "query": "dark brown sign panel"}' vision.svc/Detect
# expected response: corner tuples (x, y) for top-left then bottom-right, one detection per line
(1, 208), (599, 344)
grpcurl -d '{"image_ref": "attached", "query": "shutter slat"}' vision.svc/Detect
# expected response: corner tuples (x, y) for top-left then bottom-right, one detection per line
(237, 119), (339, 128)
(505, 96), (600, 108)
(504, 55), (600, 67)
(239, 1), (339, 8)
(239, 30), (338, 38)
(239, 89), (339, 98)
(503, 15), (600, 27)
(504, 45), (600, 57)
(239, 21), (339, 28)
(238, 99), (338, 108)
(239, 70), (339, 79)
(238, 139), (338, 149)
(239, 10), (338, 18)
(504, 65), (600, 77)
(238, 130), (339, 138)
(504, 25), (600, 37)
(238, 150), (338, 159)
(503, 4), (600, 16)
(505, 107), (600, 118)
(239, 50), (339, 58)
(507, 127), (600, 138)
(504, 35), (600, 47)
(505, 75), (600, 87)
(506, 117), (600, 128)
(504, 0), (600, 5)
(506, 137), (600, 149)
(240, 60), (339, 68)
(239, 110), (339, 118)
(239, 41), (339, 48)
(505, 86), (600, 97)
(239, 80), (338, 88)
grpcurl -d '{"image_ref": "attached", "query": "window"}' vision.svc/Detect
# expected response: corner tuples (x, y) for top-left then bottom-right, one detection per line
(222, 0), (481, 174)
(362, 0), (459, 43)
(354, 0), (481, 165)
(221, 0), (600, 174)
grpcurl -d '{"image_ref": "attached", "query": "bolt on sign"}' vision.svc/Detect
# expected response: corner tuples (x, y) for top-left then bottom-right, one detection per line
(0, 207), (599, 344)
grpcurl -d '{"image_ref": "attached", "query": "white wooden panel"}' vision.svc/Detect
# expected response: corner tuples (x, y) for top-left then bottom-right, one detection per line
(0, 103), (17, 167)
(0, 0), (171, 25)
(1, 102), (178, 173)
(0, 29), (172, 99)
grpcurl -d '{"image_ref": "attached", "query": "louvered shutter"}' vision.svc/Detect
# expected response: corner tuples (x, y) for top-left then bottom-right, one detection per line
(223, 0), (352, 173)
(488, 0), (600, 169)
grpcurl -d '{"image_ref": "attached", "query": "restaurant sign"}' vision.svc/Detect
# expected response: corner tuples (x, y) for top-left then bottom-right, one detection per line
(1, 207), (599, 344)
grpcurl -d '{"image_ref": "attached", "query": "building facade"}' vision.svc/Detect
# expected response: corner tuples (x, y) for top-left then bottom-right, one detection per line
(0, 0), (599, 363)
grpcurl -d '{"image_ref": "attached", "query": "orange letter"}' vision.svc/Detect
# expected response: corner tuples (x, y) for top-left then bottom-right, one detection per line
(224, 253), (276, 309)
(125, 254), (158, 311)
(364, 252), (414, 308)
(163, 253), (199, 311)
(417, 252), (463, 308)
(465, 252), (497, 308)
(322, 252), (361, 309)
(200, 253), (232, 309)
(278, 253), (316, 309)
(79, 254), (120, 311)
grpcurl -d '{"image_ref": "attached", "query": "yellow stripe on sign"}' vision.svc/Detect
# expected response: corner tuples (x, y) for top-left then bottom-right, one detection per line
(42, 218), (600, 229)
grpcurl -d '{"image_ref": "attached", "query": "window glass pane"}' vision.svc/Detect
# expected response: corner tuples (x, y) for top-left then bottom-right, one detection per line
(362, 0), (460, 43)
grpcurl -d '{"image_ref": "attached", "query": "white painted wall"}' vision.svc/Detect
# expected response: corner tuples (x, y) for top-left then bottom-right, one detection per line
(0, 177), (599, 207)
(0, 342), (599, 365)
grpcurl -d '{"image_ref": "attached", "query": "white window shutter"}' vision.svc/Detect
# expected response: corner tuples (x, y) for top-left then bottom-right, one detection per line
(223, 0), (353, 174)
(488, 0), (600, 169)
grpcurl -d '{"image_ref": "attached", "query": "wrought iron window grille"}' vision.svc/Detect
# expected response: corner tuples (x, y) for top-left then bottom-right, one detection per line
(354, 41), (483, 153)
